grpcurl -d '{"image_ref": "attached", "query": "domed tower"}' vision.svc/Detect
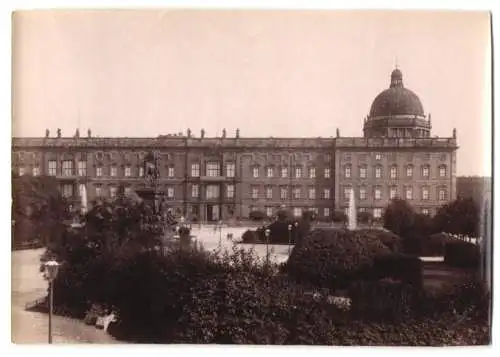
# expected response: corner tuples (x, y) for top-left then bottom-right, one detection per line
(363, 68), (432, 138)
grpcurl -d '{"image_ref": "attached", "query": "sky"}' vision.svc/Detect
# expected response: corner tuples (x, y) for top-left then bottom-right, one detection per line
(11, 10), (491, 176)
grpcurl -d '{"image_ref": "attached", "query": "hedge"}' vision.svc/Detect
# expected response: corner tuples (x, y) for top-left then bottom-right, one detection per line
(354, 228), (402, 252)
(286, 229), (391, 290)
(444, 239), (480, 269)
(373, 253), (423, 287)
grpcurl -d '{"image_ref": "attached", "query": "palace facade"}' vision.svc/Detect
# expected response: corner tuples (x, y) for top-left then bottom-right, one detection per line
(12, 68), (458, 221)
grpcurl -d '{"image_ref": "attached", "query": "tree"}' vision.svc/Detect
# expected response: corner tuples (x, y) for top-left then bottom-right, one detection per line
(249, 210), (267, 221)
(432, 198), (480, 237)
(12, 175), (70, 249)
(383, 199), (416, 238)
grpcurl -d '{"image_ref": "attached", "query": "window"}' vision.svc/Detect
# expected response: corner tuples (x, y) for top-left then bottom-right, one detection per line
(359, 187), (366, 200)
(309, 167), (316, 178)
(191, 184), (199, 198)
(124, 166), (131, 177)
(253, 166), (259, 178)
(390, 166), (397, 179)
(252, 187), (259, 199)
(308, 187), (316, 199)
(324, 168), (330, 178)
(280, 187), (288, 200)
(110, 166), (117, 177)
(78, 161), (87, 176)
(422, 165), (430, 178)
(281, 167), (288, 178)
(438, 187), (447, 201)
(343, 187), (351, 200)
(62, 160), (73, 176)
(375, 187), (382, 200)
(168, 166), (175, 178)
(323, 188), (330, 199)
(295, 167), (302, 178)
(266, 207), (273, 217)
(32, 166), (40, 176)
(226, 163), (235, 177)
(206, 162), (220, 177)
(375, 166), (382, 179)
(62, 184), (73, 198)
(18, 167), (25, 176)
(324, 207), (330, 217)
(439, 165), (447, 177)
(167, 187), (175, 199)
(406, 165), (413, 178)
(267, 166), (274, 178)
(359, 166), (367, 179)
(344, 165), (351, 178)
(266, 187), (273, 199)
(191, 163), (200, 177)
(293, 187), (301, 199)
(390, 187), (397, 199)
(293, 207), (302, 217)
(125, 187), (132, 196)
(96, 166), (103, 177)
(325, 154), (331, 162)
(109, 186), (117, 198)
(139, 166), (144, 177)
(405, 187), (413, 200)
(95, 185), (102, 197)
(375, 153), (382, 160)
(373, 208), (382, 219)
(227, 184), (235, 199)
(422, 187), (429, 200)
(206, 185), (220, 199)
(421, 208), (429, 216)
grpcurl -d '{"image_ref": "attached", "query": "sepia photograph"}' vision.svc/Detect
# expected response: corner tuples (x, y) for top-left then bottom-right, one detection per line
(10, 8), (492, 346)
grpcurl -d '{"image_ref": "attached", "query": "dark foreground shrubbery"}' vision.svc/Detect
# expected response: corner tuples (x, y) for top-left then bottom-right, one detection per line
(286, 229), (391, 290)
(444, 239), (480, 269)
(354, 228), (402, 252)
(373, 253), (423, 287)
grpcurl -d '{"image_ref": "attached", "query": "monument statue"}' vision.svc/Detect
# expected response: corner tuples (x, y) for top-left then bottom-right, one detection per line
(45, 129), (50, 138)
(236, 128), (240, 139)
(75, 128), (80, 138)
(336, 128), (340, 138)
(57, 128), (61, 138)
(88, 129), (92, 138)
(187, 128), (192, 138)
(222, 128), (226, 138)
(453, 128), (457, 138)
(348, 188), (357, 230)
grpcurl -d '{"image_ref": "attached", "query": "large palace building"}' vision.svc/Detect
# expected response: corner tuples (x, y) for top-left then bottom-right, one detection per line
(12, 68), (458, 221)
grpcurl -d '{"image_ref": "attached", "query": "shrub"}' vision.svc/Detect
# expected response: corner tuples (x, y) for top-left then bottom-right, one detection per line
(402, 232), (451, 256)
(383, 199), (416, 238)
(249, 210), (267, 221)
(286, 229), (391, 290)
(444, 239), (480, 269)
(241, 229), (260, 243)
(354, 228), (401, 252)
(373, 253), (423, 287)
(357, 211), (373, 225)
(332, 210), (347, 223)
(349, 279), (422, 322)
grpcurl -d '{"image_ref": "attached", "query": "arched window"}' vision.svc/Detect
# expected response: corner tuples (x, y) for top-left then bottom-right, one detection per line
(390, 165), (398, 179)
(421, 164), (430, 178)
(439, 165), (447, 178)
(359, 165), (368, 179)
(344, 165), (352, 178)
(405, 164), (414, 178)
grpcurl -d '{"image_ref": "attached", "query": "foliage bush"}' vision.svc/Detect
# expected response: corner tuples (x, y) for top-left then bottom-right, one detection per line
(357, 211), (373, 225)
(433, 198), (480, 238)
(444, 239), (480, 269)
(383, 199), (416, 238)
(249, 210), (267, 221)
(286, 229), (391, 290)
(372, 253), (423, 287)
(332, 210), (347, 223)
(349, 279), (422, 322)
(354, 228), (401, 252)
(241, 229), (261, 243)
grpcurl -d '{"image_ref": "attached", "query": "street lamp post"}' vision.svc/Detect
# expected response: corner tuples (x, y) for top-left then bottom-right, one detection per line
(287, 224), (292, 254)
(294, 221), (299, 243)
(44, 260), (60, 344)
(265, 228), (270, 267)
